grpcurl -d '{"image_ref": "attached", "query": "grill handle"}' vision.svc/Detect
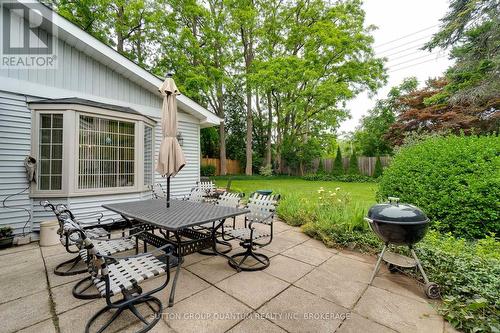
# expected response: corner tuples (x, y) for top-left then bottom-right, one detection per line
(388, 197), (400, 204)
(364, 217), (373, 224)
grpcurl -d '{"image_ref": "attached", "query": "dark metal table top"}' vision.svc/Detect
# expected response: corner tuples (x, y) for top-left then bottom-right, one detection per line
(103, 199), (249, 231)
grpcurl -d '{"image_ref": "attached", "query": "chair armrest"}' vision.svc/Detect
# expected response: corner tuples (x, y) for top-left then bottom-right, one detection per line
(248, 213), (274, 229)
(78, 217), (116, 226)
(90, 227), (146, 242)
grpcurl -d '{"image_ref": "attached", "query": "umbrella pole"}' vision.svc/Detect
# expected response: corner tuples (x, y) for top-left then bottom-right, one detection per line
(167, 176), (171, 208)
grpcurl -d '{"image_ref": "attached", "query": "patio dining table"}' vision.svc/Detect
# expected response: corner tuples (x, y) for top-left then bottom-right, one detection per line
(102, 199), (249, 307)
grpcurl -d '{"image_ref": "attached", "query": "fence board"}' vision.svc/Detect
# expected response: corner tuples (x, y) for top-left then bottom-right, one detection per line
(201, 158), (241, 175)
(314, 156), (391, 176)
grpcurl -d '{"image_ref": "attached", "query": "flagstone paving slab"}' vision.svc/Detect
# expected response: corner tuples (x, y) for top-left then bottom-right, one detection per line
(354, 286), (444, 333)
(337, 313), (397, 333)
(0, 259), (47, 303)
(216, 270), (289, 309)
(186, 255), (237, 284)
(295, 266), (368, 309)
(227, 316), (287, 333)
(0, 290), (52, 333)
(166, 286), (252, 333)
(17, 319), (57, 333)
(319, 255), (378, 283)
(264, 254), (315, 283)
(260, 286), (347, 333)
(282, 243), (336, 266)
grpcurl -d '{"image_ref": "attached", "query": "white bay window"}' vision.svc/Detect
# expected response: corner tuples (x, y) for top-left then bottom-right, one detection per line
(30, 101), (155, 197)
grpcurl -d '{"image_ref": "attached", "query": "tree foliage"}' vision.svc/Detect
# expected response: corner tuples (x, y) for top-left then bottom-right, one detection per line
(348, 151), (359, 175)
(332, 146), (344, 176)
(354, 77), (418, 155)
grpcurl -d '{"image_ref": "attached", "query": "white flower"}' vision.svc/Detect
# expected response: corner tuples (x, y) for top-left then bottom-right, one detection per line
(335, 187), (340, 191)
(337, 199), (341, 202)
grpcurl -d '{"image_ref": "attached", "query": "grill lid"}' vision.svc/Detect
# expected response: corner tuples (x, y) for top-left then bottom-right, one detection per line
(368, 197), (428, 224)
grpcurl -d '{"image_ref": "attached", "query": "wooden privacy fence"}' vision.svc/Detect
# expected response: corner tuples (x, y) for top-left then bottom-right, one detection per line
(314, 156), (391, 176)
(201, 158), (241, 175)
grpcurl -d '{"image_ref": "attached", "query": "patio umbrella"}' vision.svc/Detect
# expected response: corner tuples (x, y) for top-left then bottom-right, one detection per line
(156, 74), (186, 207)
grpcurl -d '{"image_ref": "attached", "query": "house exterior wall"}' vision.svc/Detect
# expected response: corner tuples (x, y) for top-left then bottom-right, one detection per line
(0, 89), (201, 235)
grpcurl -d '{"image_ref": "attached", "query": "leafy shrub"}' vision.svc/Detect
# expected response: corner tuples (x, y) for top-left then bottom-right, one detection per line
(348, 151), (360, 175)
(416, 231), (500, 332)
(332, 146), (344, 175)
(303, 174), (377, 183)
(200, 164), (216, 177)
(0, 226), (13, 238)
(378, 135), (499, 239)
(259, 165), (273, 176)
(373, 156), (383, 178)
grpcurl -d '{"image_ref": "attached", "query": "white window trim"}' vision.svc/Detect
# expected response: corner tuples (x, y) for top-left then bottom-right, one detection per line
(30, 104), (155, 198)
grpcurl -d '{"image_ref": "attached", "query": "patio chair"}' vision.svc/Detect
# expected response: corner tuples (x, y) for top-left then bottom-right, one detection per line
(183, 187), (205, 203)
(150, 183), (167, 199)
(63, 220), (175, 333)
(196, 192), (244, 255)
(223, 193), (280, 271)
(42, 201), (134, 276)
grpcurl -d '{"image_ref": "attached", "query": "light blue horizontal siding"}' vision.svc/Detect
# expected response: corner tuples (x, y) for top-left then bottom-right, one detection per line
(0, 92), (33, 234)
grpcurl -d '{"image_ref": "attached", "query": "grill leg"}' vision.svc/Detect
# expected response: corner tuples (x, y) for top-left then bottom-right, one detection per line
(369, 244), (387, 284)
(410, 248), (429, 284)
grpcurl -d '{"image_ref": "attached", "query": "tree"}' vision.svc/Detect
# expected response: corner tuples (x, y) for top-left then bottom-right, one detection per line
(332, 146), (344, 176)
(354, 78), (418, 156)
(386, 77), (499, 145)
(226, 0), (259, 175)
(316, 159), (325, 174)
(373, 155), (383, 178)
(348, 151), (359, 175)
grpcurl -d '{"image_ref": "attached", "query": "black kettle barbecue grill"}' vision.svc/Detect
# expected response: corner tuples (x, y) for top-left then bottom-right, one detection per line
(365, 197), (440, 299)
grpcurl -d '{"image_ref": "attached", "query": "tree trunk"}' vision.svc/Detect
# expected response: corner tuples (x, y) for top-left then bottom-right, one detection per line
(265, 92), (272, 167)
(116, 5), (125, 54)
(219, 122), (227, 176)
(245, 88), (253, 175)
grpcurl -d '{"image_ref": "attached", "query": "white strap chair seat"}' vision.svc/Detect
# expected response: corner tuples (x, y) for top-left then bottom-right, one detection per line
(93, 255), (167, 296)
(227, 228), (271, 241)
(79, 238), (136, 262)
(85, 227), (109, 238)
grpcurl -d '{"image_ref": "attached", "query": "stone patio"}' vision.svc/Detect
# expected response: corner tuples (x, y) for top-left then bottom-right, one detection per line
(0, 219), (455, 333)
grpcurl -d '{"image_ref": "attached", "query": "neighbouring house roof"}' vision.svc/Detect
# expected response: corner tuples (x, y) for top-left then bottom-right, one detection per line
(29, 97), (156, 122)
(36, 1), (220, 127)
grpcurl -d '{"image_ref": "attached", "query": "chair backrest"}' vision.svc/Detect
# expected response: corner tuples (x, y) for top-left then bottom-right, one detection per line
(246, 193), (280, 222)
(197, 181), (215, 193)
(216, 192), (241, 208)
(151, 184), (166, 199)
(186, 187), (205, 203)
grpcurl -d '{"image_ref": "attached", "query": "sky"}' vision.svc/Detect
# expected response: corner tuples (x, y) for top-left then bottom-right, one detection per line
(339, 0), (455, 135)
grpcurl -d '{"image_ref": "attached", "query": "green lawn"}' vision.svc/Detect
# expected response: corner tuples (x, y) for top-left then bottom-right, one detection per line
(214, 176), (377, 207)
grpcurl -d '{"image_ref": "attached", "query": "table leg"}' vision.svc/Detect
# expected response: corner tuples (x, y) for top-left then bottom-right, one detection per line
(212, 220), (241, 272)
(168, 232), (183, 307)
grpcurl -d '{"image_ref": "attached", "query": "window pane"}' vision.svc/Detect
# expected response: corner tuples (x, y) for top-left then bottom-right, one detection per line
(40, 176), (50, 190)
(144, 125), (153, 186)
(38, 114), (63, 191)
(52, 145), (62, 159)
(52, 129), (63, 144)
(51, 160), (62, 174)
(53, 114), (63, 128)
(78, 115), (135, 189)
(40, 160), (50, 174)
(51, 176), (62, 190)
(41, 115), (51, 129)
(41, 129), (51, 143)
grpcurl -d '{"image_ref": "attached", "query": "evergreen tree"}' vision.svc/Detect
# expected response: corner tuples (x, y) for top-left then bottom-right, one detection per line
(316, 159), (325, 174)
(348, 151), (360, 175)
(373, 155), (383, 178)
(332, 146), (344, 176)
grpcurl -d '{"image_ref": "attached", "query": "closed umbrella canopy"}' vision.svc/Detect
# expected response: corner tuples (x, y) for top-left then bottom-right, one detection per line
(156, 76), (186, 177)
